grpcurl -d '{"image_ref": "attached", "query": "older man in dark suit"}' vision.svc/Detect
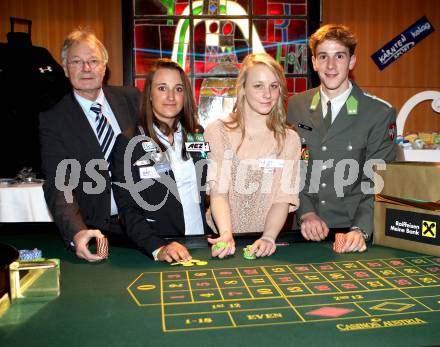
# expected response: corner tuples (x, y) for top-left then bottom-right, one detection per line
(40, 28), (140, 261)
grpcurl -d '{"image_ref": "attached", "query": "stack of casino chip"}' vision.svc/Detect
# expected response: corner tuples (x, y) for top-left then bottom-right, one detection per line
(243, 245), (256, 260)
(171, 259), (208, 266)
(96, 236), (109, 259)
(19, 248), (43, 261)
(333, 233), (347, 253)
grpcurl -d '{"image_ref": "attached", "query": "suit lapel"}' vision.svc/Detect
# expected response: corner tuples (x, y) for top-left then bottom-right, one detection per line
(104, 86), (133, 131)
(188, 150), (208, 228)
(66, 92), (103, 160)
(310, 104), (327, 140)
(307, 89), (327, 139)
(323, 104), (355, 143)
(190, 153), (205, 192)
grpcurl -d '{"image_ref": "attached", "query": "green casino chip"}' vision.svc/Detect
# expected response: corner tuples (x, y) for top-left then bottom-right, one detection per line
(213, 242), (228, 251)
(243, 253), (256, 260)
(243, 245), (256, 260)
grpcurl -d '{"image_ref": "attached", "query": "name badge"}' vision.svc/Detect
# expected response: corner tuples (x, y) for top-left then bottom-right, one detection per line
(298, 123), (312, 131)
(259, 158), (285, 169)
(139, 166), (160, 179)
(142, 141), (156, 153)
(185, 141), (210, 152)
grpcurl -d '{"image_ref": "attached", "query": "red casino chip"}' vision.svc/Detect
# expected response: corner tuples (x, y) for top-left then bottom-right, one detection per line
(96, 236), (109, 259)
(333, 233), (346, 253)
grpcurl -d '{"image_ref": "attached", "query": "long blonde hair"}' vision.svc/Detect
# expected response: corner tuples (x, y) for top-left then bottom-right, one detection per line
(224, 52), (290, 154)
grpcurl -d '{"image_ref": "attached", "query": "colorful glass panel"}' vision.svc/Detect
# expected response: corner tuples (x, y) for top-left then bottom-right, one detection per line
(131, 0), (315, 125)
(253, 0), (307, 16)
(134, 20), (178, 75)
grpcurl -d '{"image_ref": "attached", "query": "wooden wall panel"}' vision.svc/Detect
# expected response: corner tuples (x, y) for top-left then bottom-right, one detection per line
(364, 87), (439, 133)
(322, 0), (440, 134)
(0, 0), (123, 85)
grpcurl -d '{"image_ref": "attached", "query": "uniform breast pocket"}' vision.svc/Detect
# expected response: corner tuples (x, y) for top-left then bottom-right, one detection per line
(299, 128), (317, 145)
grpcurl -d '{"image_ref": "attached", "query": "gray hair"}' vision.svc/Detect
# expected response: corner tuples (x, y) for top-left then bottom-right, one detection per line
(61, 27), (109, 66)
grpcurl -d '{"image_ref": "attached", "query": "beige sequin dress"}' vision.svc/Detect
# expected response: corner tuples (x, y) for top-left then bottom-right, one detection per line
(205, 119), (301, 234)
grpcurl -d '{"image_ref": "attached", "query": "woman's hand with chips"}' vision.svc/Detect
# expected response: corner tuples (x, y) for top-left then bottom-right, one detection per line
(208, 230), (235, 259)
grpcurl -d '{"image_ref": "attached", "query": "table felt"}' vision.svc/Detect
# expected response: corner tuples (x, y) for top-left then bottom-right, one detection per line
(0, 230), (439, 347)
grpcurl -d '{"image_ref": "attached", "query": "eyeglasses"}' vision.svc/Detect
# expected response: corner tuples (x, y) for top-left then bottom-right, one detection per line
(67, 58), (103, 69)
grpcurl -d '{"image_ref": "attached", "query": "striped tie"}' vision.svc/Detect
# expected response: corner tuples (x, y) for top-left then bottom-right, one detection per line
(90, 103), (115, 160)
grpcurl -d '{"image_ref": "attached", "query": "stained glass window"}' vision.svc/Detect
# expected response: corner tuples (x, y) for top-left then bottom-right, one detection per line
(125, 0), (319, 126)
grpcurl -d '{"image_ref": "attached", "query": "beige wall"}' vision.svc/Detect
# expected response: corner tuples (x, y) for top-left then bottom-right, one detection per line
(0, 0), (123, 85)
(1, 0), (439, 132)
(322, 0), (440, 133)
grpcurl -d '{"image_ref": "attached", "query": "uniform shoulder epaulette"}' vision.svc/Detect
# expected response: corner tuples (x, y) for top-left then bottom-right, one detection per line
(363, 92), (392, 108)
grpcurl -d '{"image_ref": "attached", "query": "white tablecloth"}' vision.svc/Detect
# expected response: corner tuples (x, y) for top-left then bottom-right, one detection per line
(0, 183), (53, 222)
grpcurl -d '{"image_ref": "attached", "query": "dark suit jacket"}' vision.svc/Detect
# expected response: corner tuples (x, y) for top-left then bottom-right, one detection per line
(110, 126), (209, 257)
(40, 86), (140, 246)
(288, 82), (396, 238)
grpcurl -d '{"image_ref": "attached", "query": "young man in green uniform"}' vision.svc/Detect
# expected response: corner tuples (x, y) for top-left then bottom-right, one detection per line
(288, 24), (396, 253)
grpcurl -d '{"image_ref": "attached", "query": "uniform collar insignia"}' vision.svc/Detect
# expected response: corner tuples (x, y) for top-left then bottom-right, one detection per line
(309, 91), (320, 111)
(346, 95), (358, 115)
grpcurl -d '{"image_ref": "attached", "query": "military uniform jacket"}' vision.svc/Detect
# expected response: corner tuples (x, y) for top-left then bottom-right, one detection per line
(287, 82), (396, 237)
(110, 126), (209, 257)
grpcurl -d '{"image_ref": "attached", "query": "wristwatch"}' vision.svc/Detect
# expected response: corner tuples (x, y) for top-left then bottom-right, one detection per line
(351, 226), (369, 241)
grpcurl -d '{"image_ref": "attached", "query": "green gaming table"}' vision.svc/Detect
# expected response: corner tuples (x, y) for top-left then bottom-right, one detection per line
(0, 228), (439, 347)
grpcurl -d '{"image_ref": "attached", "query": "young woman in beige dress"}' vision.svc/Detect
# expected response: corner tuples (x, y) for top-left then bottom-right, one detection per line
(205, 52), (301, 259)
